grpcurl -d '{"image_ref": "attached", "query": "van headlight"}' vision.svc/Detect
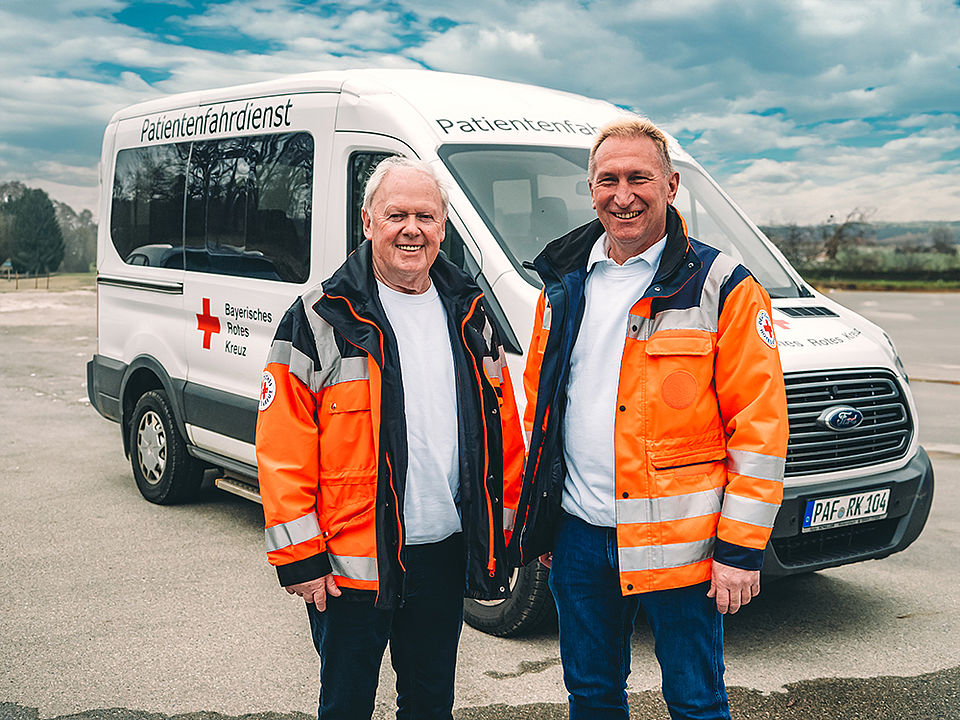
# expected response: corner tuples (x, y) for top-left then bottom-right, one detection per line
(882, 331), (908, 381)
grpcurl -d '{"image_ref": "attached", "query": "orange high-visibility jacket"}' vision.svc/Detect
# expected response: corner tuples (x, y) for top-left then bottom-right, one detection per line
(511, 207), (789, 594)
(256, 242), (525, 608)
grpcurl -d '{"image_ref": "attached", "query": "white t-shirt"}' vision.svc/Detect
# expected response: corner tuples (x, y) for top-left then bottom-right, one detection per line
(377, 280), (462, 545)
(562, 233), (666, 527)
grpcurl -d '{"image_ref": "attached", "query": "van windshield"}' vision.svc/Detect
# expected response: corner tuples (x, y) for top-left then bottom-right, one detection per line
(439, 144), (801, 298)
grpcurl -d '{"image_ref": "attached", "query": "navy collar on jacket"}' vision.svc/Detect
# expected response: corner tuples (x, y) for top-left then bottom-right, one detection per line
(534, 205), (701, 297)
(315, 240), (484, 365)
(320, 240), (482, 322)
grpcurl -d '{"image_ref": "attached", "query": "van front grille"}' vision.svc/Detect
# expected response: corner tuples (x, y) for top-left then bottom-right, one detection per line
(778, 306), (839, 318)
(784, 368), (912, 478)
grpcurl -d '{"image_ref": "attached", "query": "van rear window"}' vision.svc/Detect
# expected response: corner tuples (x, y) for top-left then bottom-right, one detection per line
(111, 131), (314, 283)
(111, 143), (190, 268)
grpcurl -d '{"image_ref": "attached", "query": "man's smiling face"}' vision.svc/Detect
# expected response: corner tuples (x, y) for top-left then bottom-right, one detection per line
(363, 166), (446, 294)
(589, 134), (679, 263)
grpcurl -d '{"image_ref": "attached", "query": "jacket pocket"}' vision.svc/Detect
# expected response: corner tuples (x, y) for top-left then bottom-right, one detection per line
(649, 442), (727, 501)
(323, 382), (371, 415)
(645, 335), (712, 357)
(650, 443), (726, 471)
(641, 332), (716, 429)
(319, 381), (376, 484)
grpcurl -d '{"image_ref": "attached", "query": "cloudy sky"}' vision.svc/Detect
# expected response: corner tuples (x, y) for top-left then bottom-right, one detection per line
(2, 0), (958, 225)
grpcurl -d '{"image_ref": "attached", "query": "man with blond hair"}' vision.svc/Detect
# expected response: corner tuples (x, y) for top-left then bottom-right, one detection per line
(511, 117), (789, 719)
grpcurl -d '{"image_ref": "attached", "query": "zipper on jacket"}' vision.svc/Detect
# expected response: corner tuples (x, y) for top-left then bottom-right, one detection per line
(326, 294), (407, 593)
(518, 261), (574, 565)
(336, 323), (406, 566)
(460, 293), (497, 577)
(518, 437), (547, 567)
(385, 452), (405, 572)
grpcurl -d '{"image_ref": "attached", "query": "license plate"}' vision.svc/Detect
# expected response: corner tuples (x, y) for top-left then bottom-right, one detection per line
(802, 488), (890, 532)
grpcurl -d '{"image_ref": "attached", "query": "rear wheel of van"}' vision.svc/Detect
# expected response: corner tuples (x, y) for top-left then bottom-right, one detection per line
(129, 390), (204, 505)
(463, 561), (556, 637)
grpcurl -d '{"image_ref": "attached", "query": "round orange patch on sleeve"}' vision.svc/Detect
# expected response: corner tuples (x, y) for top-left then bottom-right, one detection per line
(661, 370), (698, 409)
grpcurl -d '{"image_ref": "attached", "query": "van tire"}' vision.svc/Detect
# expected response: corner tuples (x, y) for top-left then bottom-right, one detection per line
(463, 561), (556, 637)
(129, 390), (204, 505)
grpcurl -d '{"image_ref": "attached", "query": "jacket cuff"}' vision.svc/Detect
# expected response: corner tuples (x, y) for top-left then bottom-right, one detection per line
(276, 552), (333, 586)
(713, 539), (765, 571)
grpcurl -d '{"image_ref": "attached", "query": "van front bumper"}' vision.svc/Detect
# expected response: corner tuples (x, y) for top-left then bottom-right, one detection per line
(762, 447), (934, 577)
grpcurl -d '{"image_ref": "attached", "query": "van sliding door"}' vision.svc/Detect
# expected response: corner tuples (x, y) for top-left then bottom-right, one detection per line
(181, 92), (337, 468)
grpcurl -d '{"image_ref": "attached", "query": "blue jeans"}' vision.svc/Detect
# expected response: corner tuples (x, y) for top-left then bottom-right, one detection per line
(306, 533), (465, 720)
(548, 513), (730, 720)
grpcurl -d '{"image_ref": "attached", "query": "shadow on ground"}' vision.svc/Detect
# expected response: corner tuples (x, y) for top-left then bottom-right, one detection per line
(3, 665), (957, 720)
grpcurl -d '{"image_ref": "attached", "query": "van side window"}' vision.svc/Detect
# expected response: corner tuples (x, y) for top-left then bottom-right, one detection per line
(347, 150), (465, 269)
(185, 132), (314, 283)
(348, 151), (395, 253)
(111, 143), (190, 268)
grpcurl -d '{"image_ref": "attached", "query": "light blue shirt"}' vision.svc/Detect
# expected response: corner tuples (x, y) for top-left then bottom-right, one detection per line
(561, 233), (666, 527)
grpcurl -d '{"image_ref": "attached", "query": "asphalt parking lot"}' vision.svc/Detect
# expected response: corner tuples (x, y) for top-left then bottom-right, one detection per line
(1, 283), (958, 720)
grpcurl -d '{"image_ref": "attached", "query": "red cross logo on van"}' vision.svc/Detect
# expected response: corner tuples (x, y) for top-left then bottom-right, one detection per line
(196, 298), (221, 349)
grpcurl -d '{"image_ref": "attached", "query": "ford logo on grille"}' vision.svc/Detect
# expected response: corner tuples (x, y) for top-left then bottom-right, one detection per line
(817, 405), (864, 432)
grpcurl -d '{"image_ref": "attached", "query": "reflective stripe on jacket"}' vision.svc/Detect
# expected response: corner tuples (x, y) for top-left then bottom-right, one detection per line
(256, 242), (525, 608)
(511, 207), (789, 594)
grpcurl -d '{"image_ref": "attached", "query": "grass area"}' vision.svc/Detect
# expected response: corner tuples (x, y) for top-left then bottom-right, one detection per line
(0, 272), (96, 293)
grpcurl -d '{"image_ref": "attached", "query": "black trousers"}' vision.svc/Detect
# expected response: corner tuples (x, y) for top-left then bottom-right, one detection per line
(306, 533), (466, 720)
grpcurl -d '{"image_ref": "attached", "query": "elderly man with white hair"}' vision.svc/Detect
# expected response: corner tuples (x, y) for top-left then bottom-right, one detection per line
(255, 156), (524, 720)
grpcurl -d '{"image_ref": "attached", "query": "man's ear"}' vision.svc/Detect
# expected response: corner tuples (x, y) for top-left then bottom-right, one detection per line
(361, 208), (372, 240)
(667, 171), (680, 204)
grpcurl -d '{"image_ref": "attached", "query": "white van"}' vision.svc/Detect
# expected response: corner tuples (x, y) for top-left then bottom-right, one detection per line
(87, 69), (934, 636)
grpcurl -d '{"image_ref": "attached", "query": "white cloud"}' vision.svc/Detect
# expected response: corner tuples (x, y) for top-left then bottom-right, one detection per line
(179, 1), (421, 53)
(723, 122), (960, 223)
(33, 161), (99, 185)
(0, 0), (958, 224)
(667, 113), (815, 161)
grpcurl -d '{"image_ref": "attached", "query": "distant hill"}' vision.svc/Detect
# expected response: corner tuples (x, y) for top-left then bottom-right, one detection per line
(760, 220), (960, 248)
(758, 215), (959, 285)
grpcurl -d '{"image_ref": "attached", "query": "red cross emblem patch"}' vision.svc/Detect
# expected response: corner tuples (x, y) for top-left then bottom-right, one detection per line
(756, 309), (777, 348)
(259, 370), (276, 411)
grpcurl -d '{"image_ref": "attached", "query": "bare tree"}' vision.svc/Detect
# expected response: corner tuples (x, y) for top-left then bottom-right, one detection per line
(930, 225), (956, 255)
(822, 209), (874, 261)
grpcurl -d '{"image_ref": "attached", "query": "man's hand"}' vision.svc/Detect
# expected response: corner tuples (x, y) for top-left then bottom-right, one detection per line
(707, 562), (760, 614)
(539, 552), (552, 569)
(285, 574), (341, 611)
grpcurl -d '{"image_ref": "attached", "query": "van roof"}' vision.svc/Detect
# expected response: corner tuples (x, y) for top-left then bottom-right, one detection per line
(110, 69), (693, 162)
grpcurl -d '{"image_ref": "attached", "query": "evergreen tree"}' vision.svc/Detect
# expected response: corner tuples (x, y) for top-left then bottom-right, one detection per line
(7, 188), (64, 274)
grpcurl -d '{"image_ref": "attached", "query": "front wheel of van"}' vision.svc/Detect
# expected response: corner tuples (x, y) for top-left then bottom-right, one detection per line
(129, 390), (204, 505)
(463, 561), (556, 637)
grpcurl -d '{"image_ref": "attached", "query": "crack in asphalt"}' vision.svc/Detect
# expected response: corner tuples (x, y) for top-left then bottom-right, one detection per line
(483, 657), (561, 679)
(3, 665), (958, 720)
